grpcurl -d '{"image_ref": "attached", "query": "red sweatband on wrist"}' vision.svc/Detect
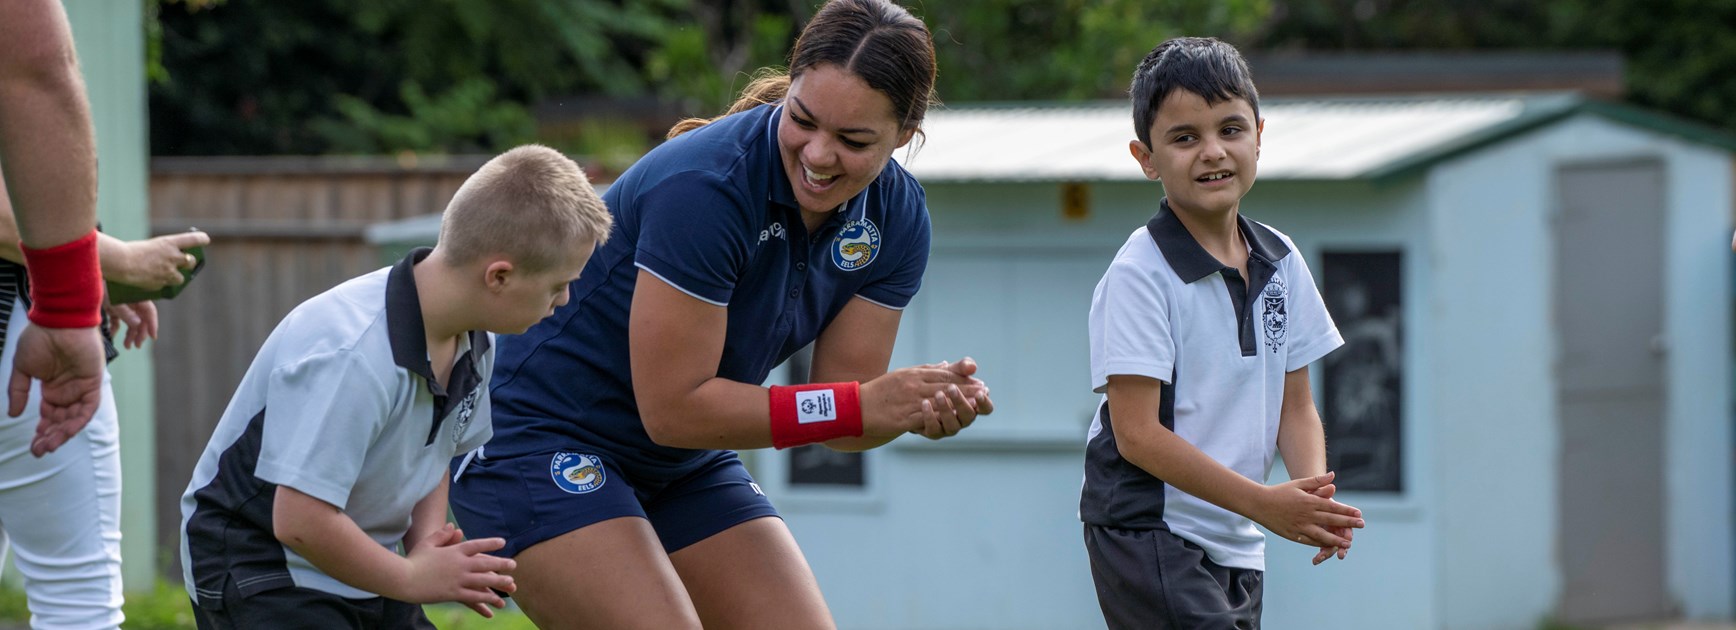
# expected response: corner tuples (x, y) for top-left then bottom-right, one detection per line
(22, 230), (103, 329)
(769, 382), (863, 449)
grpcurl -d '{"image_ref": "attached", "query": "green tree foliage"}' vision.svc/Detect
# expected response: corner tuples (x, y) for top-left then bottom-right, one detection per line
(148, 0), (681, 155)
(146, 0), (1275, 155)
(1250, 0), (1736, 133)
(923, 0), (1272, 101)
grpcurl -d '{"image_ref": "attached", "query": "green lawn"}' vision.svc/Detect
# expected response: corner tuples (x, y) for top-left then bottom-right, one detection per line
(0, 583), (537, 629)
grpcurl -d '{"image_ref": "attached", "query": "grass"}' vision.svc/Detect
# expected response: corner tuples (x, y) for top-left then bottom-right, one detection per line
(0, 583), (536, 629)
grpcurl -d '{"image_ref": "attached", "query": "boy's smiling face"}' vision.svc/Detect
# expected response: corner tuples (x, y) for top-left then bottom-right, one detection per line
(1130, 89), (1263, 217)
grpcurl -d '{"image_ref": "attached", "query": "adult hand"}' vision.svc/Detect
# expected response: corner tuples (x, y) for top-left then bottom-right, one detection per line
(106, 301), (157, 349)
(910, 358), (995, 440)
(109, 230), (208, 290)
(10, 324), (104, 456)
(859, 359), (988, 440)
(400, 523), (517, 618)
(1249, 471), (1364, 551)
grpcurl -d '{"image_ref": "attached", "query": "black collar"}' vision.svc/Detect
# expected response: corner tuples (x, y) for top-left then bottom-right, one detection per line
(1146, 198), (1292, 283)
(385, 247), (492, 445)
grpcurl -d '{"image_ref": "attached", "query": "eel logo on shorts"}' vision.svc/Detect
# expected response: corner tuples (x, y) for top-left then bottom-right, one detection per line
(550, 452), (606, 494)
(1261, 276), (1288, 353)
(832, 218), (881, 271)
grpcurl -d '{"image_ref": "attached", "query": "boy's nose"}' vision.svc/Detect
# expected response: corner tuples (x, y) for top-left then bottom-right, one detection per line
(1200, 139), (1227, 161)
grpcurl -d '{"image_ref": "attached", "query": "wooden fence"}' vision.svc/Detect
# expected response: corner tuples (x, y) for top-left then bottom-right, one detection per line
(149, 155), (490, 562)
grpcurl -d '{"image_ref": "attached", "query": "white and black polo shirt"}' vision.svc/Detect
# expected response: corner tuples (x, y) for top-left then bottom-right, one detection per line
(1082, 199), (1342, 571)
(180, 248), (494, 604)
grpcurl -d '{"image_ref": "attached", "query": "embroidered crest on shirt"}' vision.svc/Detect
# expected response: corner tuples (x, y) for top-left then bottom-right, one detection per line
(451, 386), (480, 445)
(832, 218), (881, 271)
(1262, 276), (1288, 353)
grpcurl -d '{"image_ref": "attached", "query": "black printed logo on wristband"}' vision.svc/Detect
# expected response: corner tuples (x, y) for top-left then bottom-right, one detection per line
(795, 389), (837, 424)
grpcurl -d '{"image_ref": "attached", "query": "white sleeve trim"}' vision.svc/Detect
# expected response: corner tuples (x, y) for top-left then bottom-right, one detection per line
(853, 294), (906, 311)
(634, 262), (728, 307)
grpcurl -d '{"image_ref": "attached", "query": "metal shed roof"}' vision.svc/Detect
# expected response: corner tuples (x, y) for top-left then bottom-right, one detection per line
(894, 92), (1736, 183)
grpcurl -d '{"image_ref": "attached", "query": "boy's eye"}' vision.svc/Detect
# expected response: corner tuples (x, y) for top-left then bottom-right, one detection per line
(1222, 126), (1242, 136)
(1173, 134), (1197, 143)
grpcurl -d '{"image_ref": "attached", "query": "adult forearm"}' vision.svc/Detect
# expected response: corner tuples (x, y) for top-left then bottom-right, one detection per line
(0, 0), (96, 249)
(640, 377), (778, 450)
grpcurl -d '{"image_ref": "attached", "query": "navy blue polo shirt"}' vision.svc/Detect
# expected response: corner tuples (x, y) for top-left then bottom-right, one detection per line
(484, 103), (931, 477)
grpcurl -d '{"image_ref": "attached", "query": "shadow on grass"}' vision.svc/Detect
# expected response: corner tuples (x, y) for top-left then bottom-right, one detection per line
(0, 584), (537, 629)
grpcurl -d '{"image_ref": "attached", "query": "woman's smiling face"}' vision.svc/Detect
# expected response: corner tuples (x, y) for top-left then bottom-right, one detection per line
(778, 63), (915, 220)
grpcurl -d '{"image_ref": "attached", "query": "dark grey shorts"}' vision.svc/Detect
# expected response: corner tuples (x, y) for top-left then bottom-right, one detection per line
(1084, 524), (1264, 630)
(190, 579), (435, 630)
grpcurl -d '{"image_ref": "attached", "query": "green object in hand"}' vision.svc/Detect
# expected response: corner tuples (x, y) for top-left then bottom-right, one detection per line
(105, 245), (205, 304)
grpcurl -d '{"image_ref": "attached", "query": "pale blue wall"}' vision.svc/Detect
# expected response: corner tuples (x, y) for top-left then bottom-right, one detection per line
(1426, 114), (1733, 627)
(64, 0), (155, 589)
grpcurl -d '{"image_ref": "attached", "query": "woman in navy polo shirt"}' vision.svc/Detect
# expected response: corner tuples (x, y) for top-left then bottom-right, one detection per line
(449, 1), (994, 627)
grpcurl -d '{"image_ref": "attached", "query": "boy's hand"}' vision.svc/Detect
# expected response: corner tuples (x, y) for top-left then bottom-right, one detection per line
(1307, 482), (1357, 565)
(401, 523), (517, 618)
(1252, 472), (1364, 551)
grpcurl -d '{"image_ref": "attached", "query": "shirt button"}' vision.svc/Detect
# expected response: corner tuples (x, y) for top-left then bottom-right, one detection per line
(795, 261), (806, 271)
(789, 288), (801, 299)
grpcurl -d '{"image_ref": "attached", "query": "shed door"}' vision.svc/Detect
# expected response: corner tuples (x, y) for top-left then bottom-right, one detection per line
(1554, 160), (1670, 623)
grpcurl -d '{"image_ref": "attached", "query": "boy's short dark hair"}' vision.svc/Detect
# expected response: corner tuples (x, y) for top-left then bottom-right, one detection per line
(1130, 37), (1260, 149)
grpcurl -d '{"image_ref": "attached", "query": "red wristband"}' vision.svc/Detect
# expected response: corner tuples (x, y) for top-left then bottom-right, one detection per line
(22, 230), (103, 329)
(769, 382), (863, 449)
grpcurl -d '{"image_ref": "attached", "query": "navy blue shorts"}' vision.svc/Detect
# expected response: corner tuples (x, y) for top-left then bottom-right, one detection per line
(449, 447), (778, 558)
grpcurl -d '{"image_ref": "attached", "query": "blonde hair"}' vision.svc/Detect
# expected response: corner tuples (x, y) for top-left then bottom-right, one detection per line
(438, 145), (612, 272)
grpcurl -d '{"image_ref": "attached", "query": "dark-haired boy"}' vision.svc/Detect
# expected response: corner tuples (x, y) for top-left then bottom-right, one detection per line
(1081, 37), (1365, 629)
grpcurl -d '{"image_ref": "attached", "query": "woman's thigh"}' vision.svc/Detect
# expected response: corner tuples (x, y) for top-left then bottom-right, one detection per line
(512, 516), (701, 630)
(669, 516), (833, 630)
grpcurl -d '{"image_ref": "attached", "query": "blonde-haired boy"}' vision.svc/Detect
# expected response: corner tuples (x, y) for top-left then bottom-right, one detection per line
(179, 145), (610, 629)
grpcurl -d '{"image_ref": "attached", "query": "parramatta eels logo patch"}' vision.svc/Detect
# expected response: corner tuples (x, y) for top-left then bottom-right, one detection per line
(832, 218), (881, 272)
(550, 452), (606, 494)
(1261, 276), (1288, 353)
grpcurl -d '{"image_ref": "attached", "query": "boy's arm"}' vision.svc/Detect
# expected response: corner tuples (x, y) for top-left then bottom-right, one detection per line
(1277, 367), (1326, 480)
(1105, 374), (1361, 548)
(273, 485), (514, 615)
(1275, 366), (1355, 563)
(406, 474), (451, 550)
